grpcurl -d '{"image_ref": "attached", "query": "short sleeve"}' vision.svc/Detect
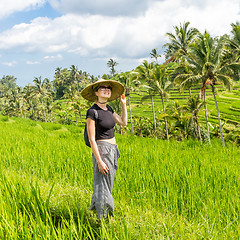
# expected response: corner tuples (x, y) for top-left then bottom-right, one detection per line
(86, 108), (96, 121)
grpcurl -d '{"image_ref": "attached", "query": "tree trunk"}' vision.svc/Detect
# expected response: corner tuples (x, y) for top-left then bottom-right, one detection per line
(29, 100), (33, 116)
(151, 94), (156, 131)
(18, 97), (23, 118)
(43, 107), (47, 122)
(76, 81), (79, 93)
(75, 113), (78, 125)
(19, 106), (23, 118)
(79, 111), (83, 126)
(161, 95), (169, 140)
(50, 113), (53, 123)
(211, 85), (225, 146)
(196, 119), (202, 142)
(189, 88), (192, 96)
(192, 116), (198, 139)
(204, 91), (211, 145)
(40, 96), (47, 122)
(128, 95), (134, 135)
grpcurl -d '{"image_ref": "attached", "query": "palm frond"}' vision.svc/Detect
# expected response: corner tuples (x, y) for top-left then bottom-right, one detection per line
(179, 75), (202, 89)
(228, 62), (240, 71)
(140, 94), (156, 103)
(216, 74), (233, 90)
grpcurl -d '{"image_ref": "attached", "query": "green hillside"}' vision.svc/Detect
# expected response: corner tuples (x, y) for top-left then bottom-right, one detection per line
(0, 116), (239, 239)
(129, 82), (240, 126)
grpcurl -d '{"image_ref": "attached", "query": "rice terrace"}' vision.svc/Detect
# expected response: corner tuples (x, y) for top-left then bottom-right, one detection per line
(0, 22), (240, 239)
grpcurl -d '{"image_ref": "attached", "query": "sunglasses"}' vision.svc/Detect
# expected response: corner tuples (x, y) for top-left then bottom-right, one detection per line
(97, 86), (112, 91)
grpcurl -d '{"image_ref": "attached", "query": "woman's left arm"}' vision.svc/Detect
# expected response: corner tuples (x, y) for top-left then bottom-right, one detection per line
(113, 94), (128, 126)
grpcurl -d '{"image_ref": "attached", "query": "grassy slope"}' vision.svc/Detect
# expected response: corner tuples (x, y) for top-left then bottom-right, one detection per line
(129, 82), (240, 126)
(0, 116), (239, 239)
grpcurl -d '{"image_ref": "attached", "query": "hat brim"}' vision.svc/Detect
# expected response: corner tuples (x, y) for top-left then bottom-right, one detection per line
(80, 79), (125, 102)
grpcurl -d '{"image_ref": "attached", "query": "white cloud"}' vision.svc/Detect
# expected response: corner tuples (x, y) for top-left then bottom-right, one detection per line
(43, 54), (63, 61)
(26, 54), (62, 64)
(2, 60), (18, 67)
(49, 0), (157, 16)
(0, 0), (239, 61)
(68, 47), (88, 56)
(166, 0), (240, 36)
(0, 17), (68, 52)
(0, 0), (46, 19)
(0, 14), (123, 54)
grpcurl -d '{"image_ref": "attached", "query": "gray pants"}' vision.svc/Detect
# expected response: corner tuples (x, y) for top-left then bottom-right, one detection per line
(90, 141), (120, 219)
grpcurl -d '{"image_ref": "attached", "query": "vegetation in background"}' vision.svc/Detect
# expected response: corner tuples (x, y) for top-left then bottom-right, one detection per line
(0, 21), (240, 146)
(0, 116), (239, 239)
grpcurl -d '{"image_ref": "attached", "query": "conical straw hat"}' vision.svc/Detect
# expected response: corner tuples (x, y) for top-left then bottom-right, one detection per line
(81, 78), (124, 102)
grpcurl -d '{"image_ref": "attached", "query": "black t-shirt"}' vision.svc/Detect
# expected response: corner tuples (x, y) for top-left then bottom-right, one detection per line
(86, 104), (115, 140)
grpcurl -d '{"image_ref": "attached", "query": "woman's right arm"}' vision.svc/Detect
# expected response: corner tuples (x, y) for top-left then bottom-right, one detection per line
(87, 118), (109, 175)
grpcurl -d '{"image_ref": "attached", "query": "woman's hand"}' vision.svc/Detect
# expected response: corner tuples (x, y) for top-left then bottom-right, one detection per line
(98, 160), (109, 175)
(120, 94), (126, 105)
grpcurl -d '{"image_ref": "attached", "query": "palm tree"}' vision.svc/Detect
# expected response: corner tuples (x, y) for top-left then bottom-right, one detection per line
(9, 87), (24, 118)
(225, 22), (240, 81)
(174, 31), (240, 146)
(45, 99), (61, 123)
(137, 61), (174, 140)
(164, 22), (199, 96)
(164, 21), (199, 62)
(203, 90), (211, 145)
(150, 48), (161, 63)
(0, 75), (17, 89)
(107, 59), (118, 76)
(186, 95), (204, 141)
(70, 65), (81, 92)
(63, 83), (77, 102)
(1, 86), (11, 113)
(228, 22), (240, 61)
(23, 84), (35, 117)
(0, 82), (4, 98)
(54, 67), (63, 98)
(166, 100), (192, 140)
(33, 77), (53, 122)
(53, 67), (71, 99)
(135, 60), (157, 131)
(78, 70), (90, 90)
(151, 64), (174, 140)
(140, 89), (157, 131)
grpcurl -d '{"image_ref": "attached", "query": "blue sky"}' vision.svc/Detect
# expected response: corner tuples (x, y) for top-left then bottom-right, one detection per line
(0, 0), (239, 87)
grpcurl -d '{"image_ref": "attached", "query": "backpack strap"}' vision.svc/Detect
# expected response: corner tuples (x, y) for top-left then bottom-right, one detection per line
(84, 109), (98, 148)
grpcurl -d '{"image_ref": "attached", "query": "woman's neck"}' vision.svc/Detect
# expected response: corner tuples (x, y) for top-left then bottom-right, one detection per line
(96, 100), (107, 109)
(98, 100), (107, 104)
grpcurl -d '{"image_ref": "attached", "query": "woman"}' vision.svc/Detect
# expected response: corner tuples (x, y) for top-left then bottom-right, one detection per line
(81, 78), (127, 219)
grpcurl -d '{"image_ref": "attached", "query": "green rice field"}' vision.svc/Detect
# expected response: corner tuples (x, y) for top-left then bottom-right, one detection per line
(0, 116), (239, 239)
(130, 82), (240, 126)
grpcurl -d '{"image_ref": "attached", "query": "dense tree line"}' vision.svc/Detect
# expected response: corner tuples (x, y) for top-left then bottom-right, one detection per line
(0, 22), (240, 146)
(0, 67), (96, 125)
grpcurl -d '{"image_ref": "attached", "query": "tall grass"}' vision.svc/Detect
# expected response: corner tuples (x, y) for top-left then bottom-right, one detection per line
(0, 116), (239, 239)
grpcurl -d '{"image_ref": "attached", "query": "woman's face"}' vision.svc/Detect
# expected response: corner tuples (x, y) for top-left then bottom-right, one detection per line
(95, 85), (112, 99)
